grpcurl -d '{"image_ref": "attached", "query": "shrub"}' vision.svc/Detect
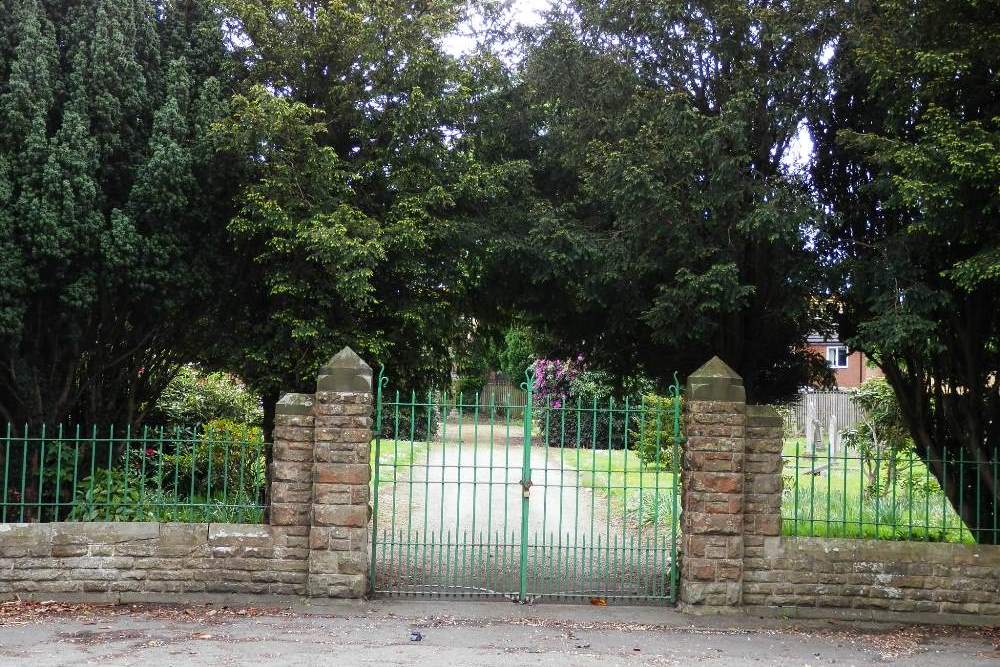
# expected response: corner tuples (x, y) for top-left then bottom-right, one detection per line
(379, 396), (441, 442)
(157, 419), (266, 500)
(498, 325), (536, 380)
(633, 393), (683, 468)
(532, 360), (658, 451)
(149, 366), (262, 427)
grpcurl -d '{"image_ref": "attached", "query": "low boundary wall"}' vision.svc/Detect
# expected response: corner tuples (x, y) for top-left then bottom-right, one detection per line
(0, 522), (307, 598)
(682, 357), (1000, 625)
(0, 352), (996, 627)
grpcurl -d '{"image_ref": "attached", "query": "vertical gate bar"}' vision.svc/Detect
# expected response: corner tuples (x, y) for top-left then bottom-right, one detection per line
(423, 391), (433, 579)
(557, 399), (565, 557)
(487, 396), (496, 583)
(368, 368), (383, 594)
(471, 393), (480, 591)
(651, 399), (663, 599)
(518, 367), (533, 603)
(541, 397), (550, 566)
(842, 441), (848, 538)
(37, 424), (46, 520)
(455, 391), (464, 583)
(605, 396), (614, 597)
(2, 423), (10, 524)
(624, 396), (633, 595)
(794, 439), (799, 535)
(71, 425), (81, 521)
(994, 446), (998, 542)
(54, 424), (64, 521)
(908, 446), (914, 540)
(502, 402), (510, 577)
(110, 425), (119, 521)
(670, 375), (682, 602)
(19, 424), (27, 523)
(958, 448), (965, 542)
(387, 390), (401, 588)
(826, 431), (832, 532)
(406, 390), (417, 588)
(589, 396), (597, 592)
(573, 396), (581, 593)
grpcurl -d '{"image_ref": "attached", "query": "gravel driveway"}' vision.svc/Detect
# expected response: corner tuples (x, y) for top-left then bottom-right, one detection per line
(372, 430), (672, 600)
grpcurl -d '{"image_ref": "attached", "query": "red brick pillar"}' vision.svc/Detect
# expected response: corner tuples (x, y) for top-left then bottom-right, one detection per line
(308, 347), (373, 597)
(681, 357), (747, 610)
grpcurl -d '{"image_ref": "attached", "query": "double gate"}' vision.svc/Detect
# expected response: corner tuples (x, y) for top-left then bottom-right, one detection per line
(369, 369), (682, 604)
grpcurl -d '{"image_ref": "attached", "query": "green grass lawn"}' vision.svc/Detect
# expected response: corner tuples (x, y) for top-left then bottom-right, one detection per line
(559, 448), (678, 529)
(781, 440), (972, 543)
(558, 440), (974, 544)
(370, 438), (429, 484)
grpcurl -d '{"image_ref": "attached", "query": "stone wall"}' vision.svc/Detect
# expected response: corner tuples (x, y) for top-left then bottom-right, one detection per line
(0, 346), (374, 602)
(681, 356), (1000, 624)
(745, 537), (1000, 619)
(0, 522), (307, 599)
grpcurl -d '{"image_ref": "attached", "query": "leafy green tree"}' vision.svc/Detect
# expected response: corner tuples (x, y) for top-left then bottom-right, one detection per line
(469, 0), (835, 401)
(810, 0), (1000, 543)
(0, 0), (238, 425)
(213, 0), (512, 414)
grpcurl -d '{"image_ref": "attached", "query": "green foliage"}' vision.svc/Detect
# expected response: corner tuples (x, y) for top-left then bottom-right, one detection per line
(468, 0), (836, 401)
(212, 0), (503, 394)
(158, 419), (265, 500)
(379, 399), (440, 443)
(67, 422), (266, 523)
(149, 366), (262, 427)
(633, 394), (683, 469)
(68, 468), (155, 522)
(810, 0), (1000, 542)
(536, 368), (657, 451)
(0, 0), (239, 424)
(498, 325), (536, 381)
(843, 379), (913, 496)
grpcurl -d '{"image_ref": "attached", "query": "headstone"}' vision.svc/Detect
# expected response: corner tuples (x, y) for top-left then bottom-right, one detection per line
(804, 394), (817, 454)
(828, 413), (839, 456)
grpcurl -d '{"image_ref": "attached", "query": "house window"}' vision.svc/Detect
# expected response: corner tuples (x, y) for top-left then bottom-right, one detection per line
(827, 345), (849, 369)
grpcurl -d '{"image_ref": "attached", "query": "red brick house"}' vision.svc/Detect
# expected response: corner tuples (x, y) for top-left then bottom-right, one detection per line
(806, 334), (882, 388)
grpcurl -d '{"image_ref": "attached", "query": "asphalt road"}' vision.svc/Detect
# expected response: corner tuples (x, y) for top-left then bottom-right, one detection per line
(0, 599), (996, 666)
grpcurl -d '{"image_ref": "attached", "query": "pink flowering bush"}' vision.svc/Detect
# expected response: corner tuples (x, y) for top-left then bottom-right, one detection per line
(530, 356), (584, 409)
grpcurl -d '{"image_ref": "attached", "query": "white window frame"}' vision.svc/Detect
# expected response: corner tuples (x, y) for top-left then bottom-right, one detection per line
(826, 345), (849, 369)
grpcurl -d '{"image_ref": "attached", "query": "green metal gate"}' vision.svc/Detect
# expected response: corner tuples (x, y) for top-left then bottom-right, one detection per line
(369, 368), (682, 604)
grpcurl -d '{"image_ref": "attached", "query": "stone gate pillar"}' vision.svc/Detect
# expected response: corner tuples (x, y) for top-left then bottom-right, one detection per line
(681, 357), (747, 610)
(271, 347), (374, 598)
(680, 356), (784, 613)
(308, 348), (373, 597)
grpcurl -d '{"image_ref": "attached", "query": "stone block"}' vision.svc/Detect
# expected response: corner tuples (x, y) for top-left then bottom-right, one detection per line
(314, 464), (369, 485)
(313, 505), (368, 528)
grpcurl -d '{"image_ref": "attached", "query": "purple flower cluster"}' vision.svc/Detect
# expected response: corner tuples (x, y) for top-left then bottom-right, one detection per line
(531, 355), (584, 408)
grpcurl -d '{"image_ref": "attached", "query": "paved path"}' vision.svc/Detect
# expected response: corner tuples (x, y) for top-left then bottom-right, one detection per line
(373, 431), (671, 599)
(0, 599), (997, 666)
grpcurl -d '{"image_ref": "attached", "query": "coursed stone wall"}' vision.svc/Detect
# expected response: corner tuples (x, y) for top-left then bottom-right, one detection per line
(0, 347), (374, 602)
(744, 537), (1000, 619)
(682, 356), (1000, 624)
(0, 522), (307, 598)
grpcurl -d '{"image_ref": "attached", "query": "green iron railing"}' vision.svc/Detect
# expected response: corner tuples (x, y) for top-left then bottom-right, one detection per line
(0, 424), (268, 524)
(783, 441), (999, 545)
(370, 368), (684, 604)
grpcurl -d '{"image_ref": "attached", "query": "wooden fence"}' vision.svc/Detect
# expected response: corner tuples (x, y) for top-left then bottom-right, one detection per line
(786, 390), (866, 436)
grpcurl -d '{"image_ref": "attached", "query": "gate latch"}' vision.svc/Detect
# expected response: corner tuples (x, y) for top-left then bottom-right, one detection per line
(520, 478), (532, 498)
